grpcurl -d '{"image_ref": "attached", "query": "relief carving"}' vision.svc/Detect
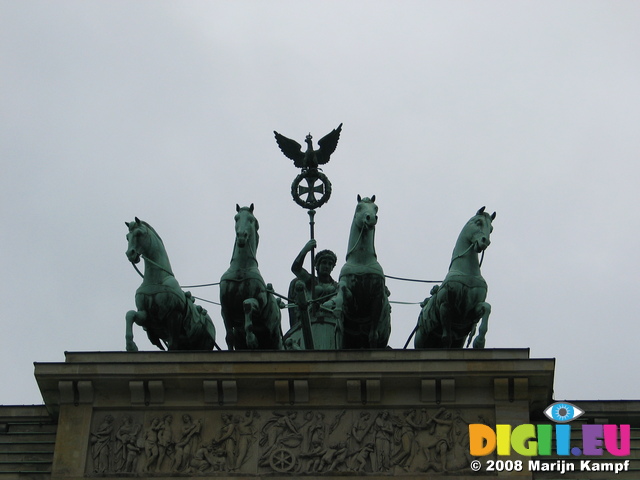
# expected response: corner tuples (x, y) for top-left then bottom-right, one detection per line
(87, 408), (490, 476)
(89, 414), (144, 474)
(156, 414), (174, 472)
(90, 414), (114, 474)
(114, 415), (142, 473)
(233, 411), (260, 470)
(172, 414), (202, 472)
(141, 417), (161, 472)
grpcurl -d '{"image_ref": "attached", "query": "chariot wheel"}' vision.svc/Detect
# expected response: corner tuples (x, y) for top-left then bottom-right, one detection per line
(269, 447), (296, 473)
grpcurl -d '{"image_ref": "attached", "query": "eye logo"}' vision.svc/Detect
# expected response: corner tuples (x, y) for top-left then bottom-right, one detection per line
(544, 402), (584, 423)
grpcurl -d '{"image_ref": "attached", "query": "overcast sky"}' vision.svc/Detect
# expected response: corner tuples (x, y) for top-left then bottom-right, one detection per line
(1, 1), (639, 405)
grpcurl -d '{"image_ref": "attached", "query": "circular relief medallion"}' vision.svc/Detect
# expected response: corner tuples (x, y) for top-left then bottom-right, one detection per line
(291, 170), (332, 209)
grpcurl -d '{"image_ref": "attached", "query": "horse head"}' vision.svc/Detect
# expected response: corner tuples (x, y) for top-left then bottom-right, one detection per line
(234, 204), (259, 250)
(465, 206), (496, 253)
(125, 217), (147, 264)
(125, 217), (167, 266)
(354, 194), (378, 230)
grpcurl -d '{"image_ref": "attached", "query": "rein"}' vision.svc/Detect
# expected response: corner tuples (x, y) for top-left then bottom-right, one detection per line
(132, 262), (144, 279)
(448, 241), (488, 270)
(448, 243), (475, 270)
(231, 231), (259, 267)
(385, 274), (441, 284)
(345, 220), (367, 259)
(130, 254), (175, 279)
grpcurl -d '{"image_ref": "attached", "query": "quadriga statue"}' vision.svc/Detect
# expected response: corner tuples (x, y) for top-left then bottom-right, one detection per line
(219, 204), (283, 350)
(124, 218), (216, 351)
(414, 207), (496, 349)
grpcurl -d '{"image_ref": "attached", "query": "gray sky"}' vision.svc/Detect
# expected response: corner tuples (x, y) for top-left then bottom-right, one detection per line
(2, 1), (639, 405)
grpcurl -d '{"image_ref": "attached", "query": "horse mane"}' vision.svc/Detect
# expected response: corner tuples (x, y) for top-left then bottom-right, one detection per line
(138, 220), (165, 247)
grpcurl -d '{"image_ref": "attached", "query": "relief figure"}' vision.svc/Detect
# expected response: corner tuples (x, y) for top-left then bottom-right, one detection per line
(142, 417), (161, 472)
(90, 414), (114, 474)
(172, 414), (201, 472)
(234, 411), (259, 470)
(156, 414), (174, 472)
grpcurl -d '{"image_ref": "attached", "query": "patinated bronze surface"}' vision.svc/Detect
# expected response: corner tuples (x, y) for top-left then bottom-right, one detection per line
(124, 218), (216, 351)
(220, 204), (283, 350)
(275, 124), (342, 210)
(274, 124), (342, 170)
(285, 240), (341, 349)
(323, 195), (391, 349)
(414, 207), (495, 349)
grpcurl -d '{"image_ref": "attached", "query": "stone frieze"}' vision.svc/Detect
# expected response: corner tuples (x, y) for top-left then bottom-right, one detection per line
(87, 407), (493, 476)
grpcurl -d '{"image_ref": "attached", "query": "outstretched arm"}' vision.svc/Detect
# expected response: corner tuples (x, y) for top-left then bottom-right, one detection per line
(291, 239), (316, 288)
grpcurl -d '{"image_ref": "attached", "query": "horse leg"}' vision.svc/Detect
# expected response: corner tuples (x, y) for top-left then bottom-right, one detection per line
(125, 310), (146, 352)
(370, 289), (390, 348)
(220, 282), (238, 350)
(375, 290), (391, 348)
(243, 298), (259, 349)
(262, 288), (283, 350)
(439, 301), (452, 348)
(472, 302), (491, 349)
(199, 310), (216, 350)
(221, 310), (236, 350)
(267, 296), (283, 350)
(414, 299), (431, 348)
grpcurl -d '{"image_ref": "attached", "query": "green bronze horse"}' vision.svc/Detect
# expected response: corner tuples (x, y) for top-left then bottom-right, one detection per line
(325, 195), (391, 349)
(414, 207), (496, 349)
(220, 204), (283, 350)
(124, 218), (216, 352)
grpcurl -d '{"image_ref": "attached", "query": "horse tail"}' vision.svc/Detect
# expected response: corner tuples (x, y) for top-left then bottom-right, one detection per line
(466, 323), (478, 348)
(403, 323), (419, 349)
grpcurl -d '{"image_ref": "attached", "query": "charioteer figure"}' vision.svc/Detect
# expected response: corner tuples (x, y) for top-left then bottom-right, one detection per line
(288, 239), (339, 325)
(284, 240), (342, 349)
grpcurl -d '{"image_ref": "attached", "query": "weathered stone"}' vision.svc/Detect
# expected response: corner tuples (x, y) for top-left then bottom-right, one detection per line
(34, 349), (555, 479)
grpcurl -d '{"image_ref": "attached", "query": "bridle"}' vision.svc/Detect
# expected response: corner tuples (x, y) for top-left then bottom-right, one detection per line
(346, 210), (376, 258)
(448, 240), (487, 271)
(128, 225), (174, 279)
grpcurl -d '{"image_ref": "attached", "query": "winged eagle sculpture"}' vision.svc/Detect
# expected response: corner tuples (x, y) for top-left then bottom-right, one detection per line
(274, 123), (342, 170)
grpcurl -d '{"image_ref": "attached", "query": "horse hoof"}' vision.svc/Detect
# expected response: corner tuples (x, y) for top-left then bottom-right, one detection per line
(473, 337), (486, 349)
(126, 341), (139, 352)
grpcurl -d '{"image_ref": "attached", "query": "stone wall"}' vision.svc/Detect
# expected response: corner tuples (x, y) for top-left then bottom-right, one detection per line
(0, 405), (56, 480)
(33, 349), (555, 479)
